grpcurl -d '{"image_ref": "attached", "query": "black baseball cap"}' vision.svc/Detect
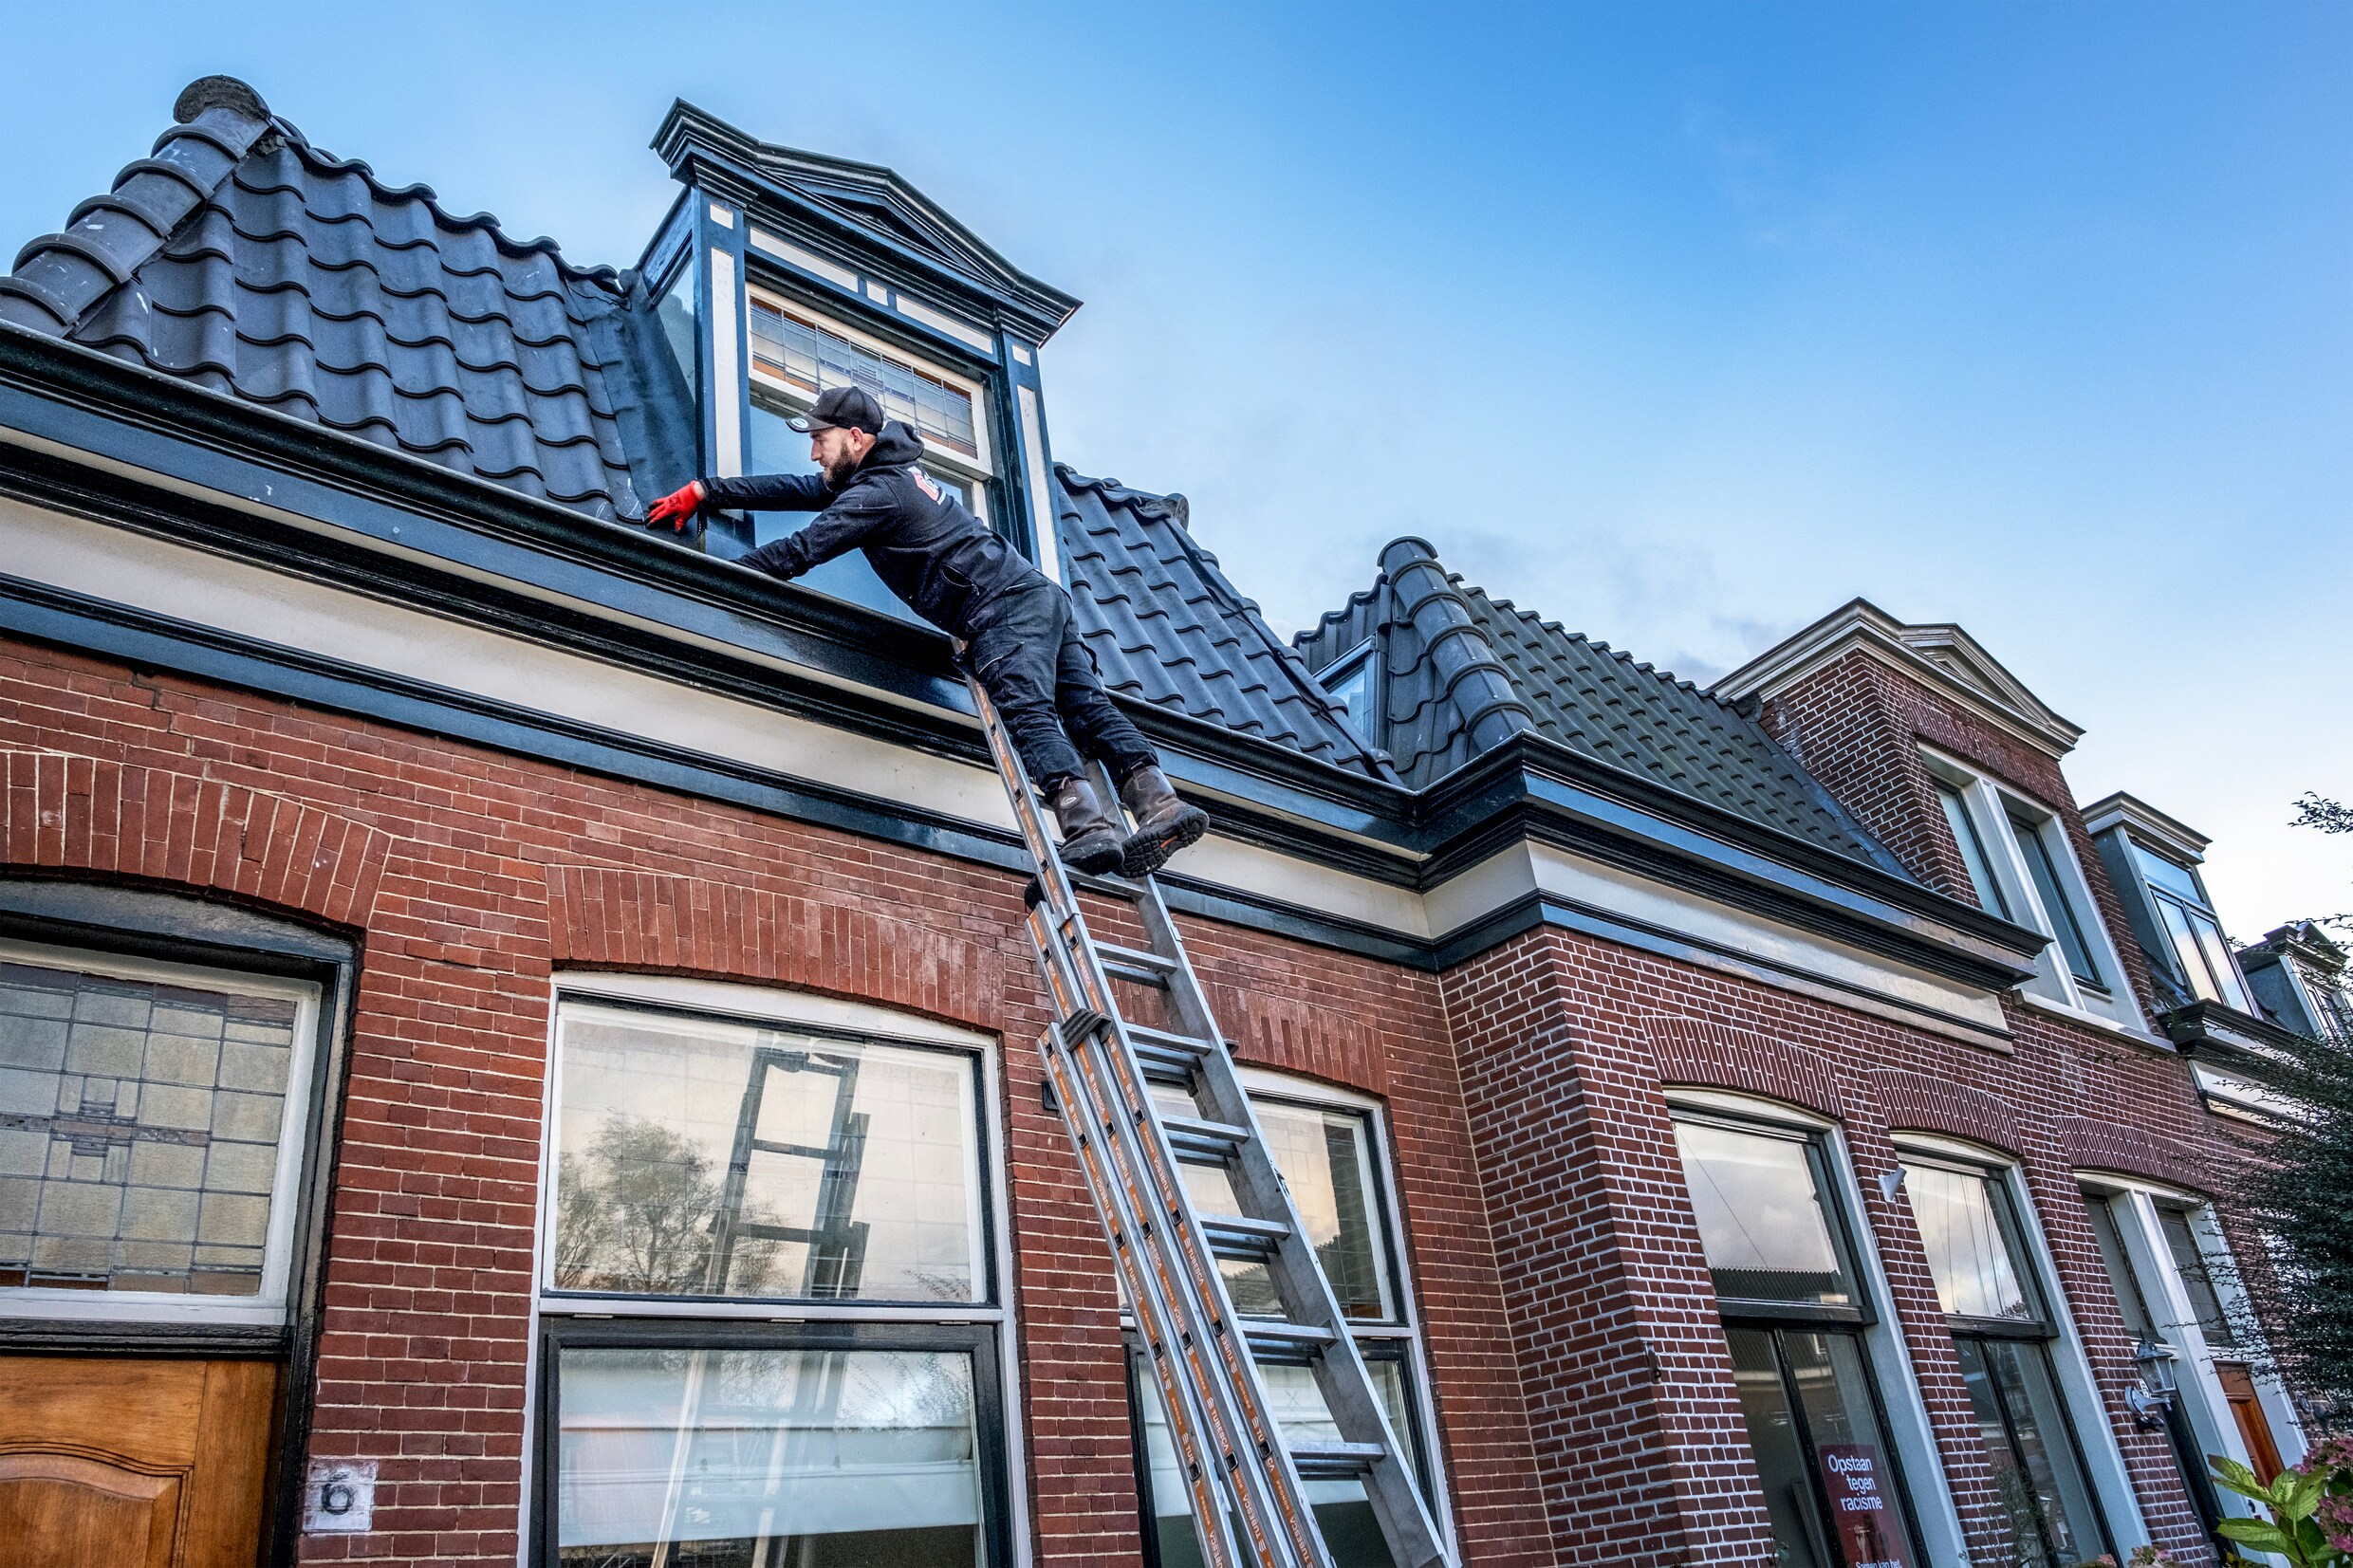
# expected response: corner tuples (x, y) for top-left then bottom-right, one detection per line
(787, 384), (885, 434)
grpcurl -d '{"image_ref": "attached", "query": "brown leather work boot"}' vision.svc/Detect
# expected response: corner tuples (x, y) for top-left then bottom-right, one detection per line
(1117, 766), (1209, 878)
(1048, 777), (1127, 876)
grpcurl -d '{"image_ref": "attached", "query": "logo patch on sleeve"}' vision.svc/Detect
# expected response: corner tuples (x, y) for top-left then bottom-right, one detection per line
(913, 471), (943, 503)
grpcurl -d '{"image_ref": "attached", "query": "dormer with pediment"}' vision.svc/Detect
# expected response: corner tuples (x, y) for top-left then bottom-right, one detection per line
(637, 101), (1082, 619)
(1716, 600), (2158, 1032)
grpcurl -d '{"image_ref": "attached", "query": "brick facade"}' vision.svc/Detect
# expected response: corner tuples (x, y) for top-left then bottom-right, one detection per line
(0, 613), (2287, 1568)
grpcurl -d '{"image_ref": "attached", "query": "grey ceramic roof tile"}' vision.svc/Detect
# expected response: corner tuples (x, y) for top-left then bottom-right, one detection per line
(1056, 467), (1398, 782)
(3, 76), (652, 523)
(1297, 537), (1905, 869)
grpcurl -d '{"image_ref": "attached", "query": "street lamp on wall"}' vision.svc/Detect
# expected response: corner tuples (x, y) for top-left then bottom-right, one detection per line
(2124, 1337), (2180, 1429)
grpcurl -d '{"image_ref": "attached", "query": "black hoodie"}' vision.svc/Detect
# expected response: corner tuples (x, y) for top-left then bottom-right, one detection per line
(704, 421), (1047, 636)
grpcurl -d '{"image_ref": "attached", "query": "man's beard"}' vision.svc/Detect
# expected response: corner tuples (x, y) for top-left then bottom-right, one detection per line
(821, 449), (861, 486)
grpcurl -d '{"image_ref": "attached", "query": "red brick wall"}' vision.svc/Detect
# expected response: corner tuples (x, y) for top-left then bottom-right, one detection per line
(1437, 917), (2240, 1566)
(0, 633), (1559, 1566)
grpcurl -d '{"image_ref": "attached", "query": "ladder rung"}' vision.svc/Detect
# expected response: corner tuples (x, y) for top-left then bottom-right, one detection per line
(1127, 1024), (1214, 1083)
(1200, 1213), (1290, 1259)
(1069, 870), (1145, 901)
(1094, 941), (1177, 987)
(1160, 1113), (1249, 1164)
(1242, 1320), (1338, 1363)
(1288, 1440), (1388, 1481)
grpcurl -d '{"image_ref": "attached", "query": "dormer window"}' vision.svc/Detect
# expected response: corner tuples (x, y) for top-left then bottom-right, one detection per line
(1317, 644), (1378, 744)
(2126, 841), (2251, 1012)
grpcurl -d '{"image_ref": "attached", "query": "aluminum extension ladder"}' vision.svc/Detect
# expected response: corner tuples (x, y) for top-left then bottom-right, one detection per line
(966, 669), (1452, 1568)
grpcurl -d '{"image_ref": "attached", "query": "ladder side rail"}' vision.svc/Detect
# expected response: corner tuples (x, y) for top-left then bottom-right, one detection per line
(1083, 1013), (1333, 1568)
(1020, 895), (1325, 1568)
(1130, 876), (1454, 1568)
(705, 1048), (782, 1294)
(976, 677), (1315, 1567)
(1037, 1030), (1251, 1568)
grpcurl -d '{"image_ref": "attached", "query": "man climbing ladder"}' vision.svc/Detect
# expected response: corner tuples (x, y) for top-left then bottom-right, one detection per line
(645, 383), (1209, 877)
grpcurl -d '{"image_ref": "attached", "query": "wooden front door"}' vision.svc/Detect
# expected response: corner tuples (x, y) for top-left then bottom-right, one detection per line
(2215, 1361), (2286, 1484)
(0, 1356), (277, 1568)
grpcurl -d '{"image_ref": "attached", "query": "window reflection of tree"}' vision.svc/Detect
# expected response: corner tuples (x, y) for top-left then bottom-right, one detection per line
(553, 1116), (785, 1297)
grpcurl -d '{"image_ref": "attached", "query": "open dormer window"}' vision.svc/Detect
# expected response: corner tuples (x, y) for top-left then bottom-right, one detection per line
(2127, 843), (2251, 1012)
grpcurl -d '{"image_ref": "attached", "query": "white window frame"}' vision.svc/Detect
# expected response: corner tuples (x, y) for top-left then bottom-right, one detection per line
(2077, 1174), (2308, 1524)
(1662, 1088), (1970, 1567)
(1229, 1063), (1457, 1557)
(522, 970), (1029, 1564)
(1920, 748), (2142, 1031)
(746, 283), (997, 497)
(0, 934), (321, 1328)
(1893, 1133), (2150, 1551)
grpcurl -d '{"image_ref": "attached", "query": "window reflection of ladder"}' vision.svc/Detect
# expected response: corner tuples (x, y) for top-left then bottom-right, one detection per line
(966, 666), (1452, 1568)
(706, 1047), (869, 1298)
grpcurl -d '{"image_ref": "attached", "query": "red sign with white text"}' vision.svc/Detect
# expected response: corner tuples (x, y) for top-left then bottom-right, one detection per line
(1816, 1443), (1914, 1568)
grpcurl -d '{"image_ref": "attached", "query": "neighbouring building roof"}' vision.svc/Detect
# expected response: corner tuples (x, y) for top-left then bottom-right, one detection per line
(1296, 537), (1906, 868)
(0, 77), (661, 523)
(1057, 469), (1399, 782)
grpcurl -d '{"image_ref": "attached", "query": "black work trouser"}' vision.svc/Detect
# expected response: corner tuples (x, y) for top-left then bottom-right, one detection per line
(965, 583), (1157, 790)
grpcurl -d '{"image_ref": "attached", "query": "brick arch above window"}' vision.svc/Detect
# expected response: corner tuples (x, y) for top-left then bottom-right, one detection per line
(1870, 1068), (2022, 1155)
(544, 865), (1008, 1034)
(1, 747), (388, 929)
(2057, 1114), (2210, 1197)
(1641, 1016), (1849, 1123)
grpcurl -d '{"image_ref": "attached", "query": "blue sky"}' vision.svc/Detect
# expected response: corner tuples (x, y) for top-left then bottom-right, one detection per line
(3, 1), (2346, 935)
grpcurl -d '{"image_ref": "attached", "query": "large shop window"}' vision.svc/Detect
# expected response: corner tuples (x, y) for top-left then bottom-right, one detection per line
(1672, 1113), (1924, 1568)
(0, 938), (320, 1322)
(535, 989), (1013, 1567)
(1901, 1155), (2110, 1566)
(1128, 1077), (1444, 1568)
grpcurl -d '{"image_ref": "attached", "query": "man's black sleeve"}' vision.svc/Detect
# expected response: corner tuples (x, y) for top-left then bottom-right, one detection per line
(735, 482), (898, 582)
(702, 472), (831, 510)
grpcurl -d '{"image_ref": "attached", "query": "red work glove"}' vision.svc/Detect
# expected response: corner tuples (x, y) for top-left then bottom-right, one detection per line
(646, 480), (707, 532)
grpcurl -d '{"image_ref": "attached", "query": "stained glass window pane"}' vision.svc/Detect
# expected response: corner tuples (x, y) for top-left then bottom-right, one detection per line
(1673, 1120), (1851, 1305)
(1902, 1164), (2034, 1323)
(0, 958), (301, 1297)
(552, 1005), (986, 1303)
(557, 1346), (980, 1565)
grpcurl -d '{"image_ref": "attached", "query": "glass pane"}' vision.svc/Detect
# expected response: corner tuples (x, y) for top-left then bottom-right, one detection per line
(744, 395), (922, 625)
(1673, 1121), (1851, 1305)
(1726, 1328), (1836, 1568)
(553, 1005), (985, 1303)
(1783, 1330), (1918, 1568)
(1162, 1089), (1396, 1324)
(655, 263), (697, 403)
(1902, 1165), (2033, 1323)
(1954, 1337), (2104, 1568)
(2187, 911), (2252, 1012)
(2079, 1193), (2156, 1341)
(0, 957), (302, 1297)
(556, 1345), (980, 1566)
(1325, 661), (1375, 743)
(1936, 783), (2011, 920)
(2130, 841), (2206, 905)
(1132, 1356), (1405, 1568)
(2156, 897), (2220, 1004)
(2007, 814), (2102, 987)
(2157, 1208), (2237, 1348)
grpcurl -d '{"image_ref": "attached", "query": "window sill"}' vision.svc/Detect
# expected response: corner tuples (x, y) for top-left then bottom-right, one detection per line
(2010, 987), (2169, 1048)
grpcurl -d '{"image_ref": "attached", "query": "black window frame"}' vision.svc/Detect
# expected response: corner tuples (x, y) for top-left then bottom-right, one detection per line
(532, 1313), (1014, 1568)
(1901, 1153), (2115, 1564)
(543, 994), (1004, 1313)
(2005, 809), (2106, 991)
(1672, 1109), (1931, 1568)
(1314, 641), (1381, 750)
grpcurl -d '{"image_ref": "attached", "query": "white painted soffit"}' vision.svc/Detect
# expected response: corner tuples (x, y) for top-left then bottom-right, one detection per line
(1713, 597), (2084, 759)
(1, 497), (2010, 1034)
